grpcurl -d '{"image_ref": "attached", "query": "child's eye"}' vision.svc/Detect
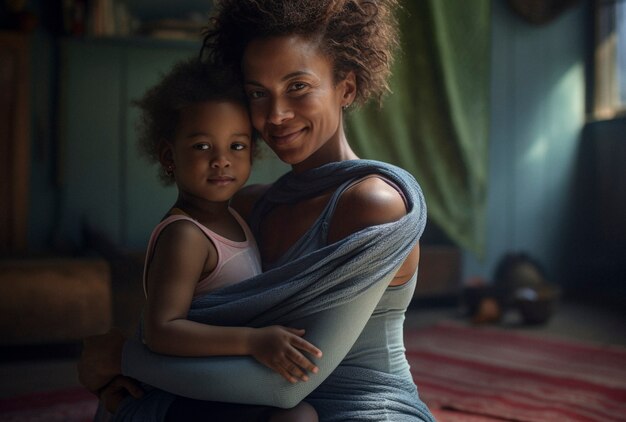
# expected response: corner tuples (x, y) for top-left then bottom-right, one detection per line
(231, 143), (247, 151)
(193, 143), (210, 150)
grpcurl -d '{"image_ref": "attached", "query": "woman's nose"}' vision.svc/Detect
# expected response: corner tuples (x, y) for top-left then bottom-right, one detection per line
(267, 98), (294, 125)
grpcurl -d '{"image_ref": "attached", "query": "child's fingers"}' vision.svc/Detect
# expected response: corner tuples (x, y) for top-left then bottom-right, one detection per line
(283, 327), (306, 336)
(277, 365), (300, 384)
(281, 326), (323, 358)
(114, 376), (144, 398)
(99, 375), (144, 414)
(287, 349), (319, 376)
(292, 335), (323, 359)
(283, 360), (309, 382)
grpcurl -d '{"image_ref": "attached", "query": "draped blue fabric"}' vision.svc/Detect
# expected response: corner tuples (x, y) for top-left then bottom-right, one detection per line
(117, 160), (433, 421)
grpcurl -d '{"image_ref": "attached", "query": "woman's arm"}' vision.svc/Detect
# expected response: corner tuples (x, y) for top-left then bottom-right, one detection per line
(122, 269), (394, 408)
(122, 173), (413, 407)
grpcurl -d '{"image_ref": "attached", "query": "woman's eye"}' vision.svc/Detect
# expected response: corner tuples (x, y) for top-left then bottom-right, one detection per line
(231, 143), (247, 151)
(193, 144), (210, 150)
(290, 82), (308, 92)
(248, 90), (266, 99)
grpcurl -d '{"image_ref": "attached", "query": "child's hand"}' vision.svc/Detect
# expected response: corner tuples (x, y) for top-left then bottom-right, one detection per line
(77, 328), (127, 394)
(99, 375), (144, 413)
(248, 326), (323, 384)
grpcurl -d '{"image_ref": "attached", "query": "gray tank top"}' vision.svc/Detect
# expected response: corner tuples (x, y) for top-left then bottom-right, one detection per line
(265, 176), (417, 376)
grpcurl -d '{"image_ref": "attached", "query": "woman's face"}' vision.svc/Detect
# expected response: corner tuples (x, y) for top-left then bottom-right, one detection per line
(242, 35), (354, 171)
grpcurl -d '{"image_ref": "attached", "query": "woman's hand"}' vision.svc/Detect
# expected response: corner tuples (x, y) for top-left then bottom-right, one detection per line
(77, 328), (128, 393)
(248, 326), (322, 384)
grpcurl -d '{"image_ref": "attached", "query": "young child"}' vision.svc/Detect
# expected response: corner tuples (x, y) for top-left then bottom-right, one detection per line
(131, 58), (320, 422)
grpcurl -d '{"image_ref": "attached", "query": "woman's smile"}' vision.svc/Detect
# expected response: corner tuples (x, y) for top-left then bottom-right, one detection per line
(268, 127), (307, 147)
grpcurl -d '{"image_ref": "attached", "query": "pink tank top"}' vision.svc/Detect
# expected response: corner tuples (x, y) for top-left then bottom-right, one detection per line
(143, 208), (262, 298)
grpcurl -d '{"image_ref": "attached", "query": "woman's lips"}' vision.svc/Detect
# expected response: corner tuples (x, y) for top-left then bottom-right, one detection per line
(269, 128), (305, 147)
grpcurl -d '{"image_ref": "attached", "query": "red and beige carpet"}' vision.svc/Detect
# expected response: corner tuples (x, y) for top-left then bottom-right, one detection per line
(1, 321), (625, 421)
(407, 321), (626, 422)
(0, 387), (97, 421)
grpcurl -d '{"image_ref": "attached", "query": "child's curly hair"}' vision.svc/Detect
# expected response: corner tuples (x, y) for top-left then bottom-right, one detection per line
(134, 57), (249, 184)
(201, 0), (400, 107)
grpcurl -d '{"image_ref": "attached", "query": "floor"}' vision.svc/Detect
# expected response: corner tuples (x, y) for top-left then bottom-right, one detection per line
(0, 298), (624, 400)
(406, 298), (626, 346)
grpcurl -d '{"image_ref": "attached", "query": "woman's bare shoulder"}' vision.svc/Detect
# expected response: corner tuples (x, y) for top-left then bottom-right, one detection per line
(328, 176), (407, 243)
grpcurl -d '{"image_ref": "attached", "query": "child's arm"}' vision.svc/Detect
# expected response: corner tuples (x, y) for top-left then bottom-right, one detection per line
(143, 220), (321, 383)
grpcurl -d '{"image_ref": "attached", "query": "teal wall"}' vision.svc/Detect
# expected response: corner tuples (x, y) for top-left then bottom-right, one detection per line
(25, 0), (591, 290)
(19, 0), (288, 253)
(27, 37), (288, 253)
(463, 1), (587, 285)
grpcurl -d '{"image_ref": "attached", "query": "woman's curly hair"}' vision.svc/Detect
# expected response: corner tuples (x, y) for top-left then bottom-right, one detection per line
(201, 0), (400, 107)
(134, 57), (249, 184)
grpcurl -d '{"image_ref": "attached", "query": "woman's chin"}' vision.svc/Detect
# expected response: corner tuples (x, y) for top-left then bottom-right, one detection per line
(274, 152), (304, 167)
(264, 144), (307, 166)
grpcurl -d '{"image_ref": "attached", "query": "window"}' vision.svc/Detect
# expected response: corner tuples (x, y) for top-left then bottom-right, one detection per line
(594, 0), (626, 119)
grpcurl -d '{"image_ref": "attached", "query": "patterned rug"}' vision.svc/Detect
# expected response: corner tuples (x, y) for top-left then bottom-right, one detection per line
(406, 321), (626, 422)
(0, 387), (97, 421)
(2, 321), (625, 421)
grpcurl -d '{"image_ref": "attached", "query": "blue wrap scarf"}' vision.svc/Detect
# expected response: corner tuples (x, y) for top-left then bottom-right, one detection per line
(117, 160), (433, 421)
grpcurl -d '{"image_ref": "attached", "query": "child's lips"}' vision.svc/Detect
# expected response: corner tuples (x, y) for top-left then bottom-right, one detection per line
(208, 175), (235, 185)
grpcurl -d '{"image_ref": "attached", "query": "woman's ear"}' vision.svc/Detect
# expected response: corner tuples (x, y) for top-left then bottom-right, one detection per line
(340, 71), (357, 108)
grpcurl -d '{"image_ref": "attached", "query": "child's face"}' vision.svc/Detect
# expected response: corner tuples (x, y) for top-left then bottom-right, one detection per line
(168, 100), (253, 204)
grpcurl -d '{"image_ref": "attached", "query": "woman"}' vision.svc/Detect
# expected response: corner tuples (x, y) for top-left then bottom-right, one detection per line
(80, 1), (435, 420)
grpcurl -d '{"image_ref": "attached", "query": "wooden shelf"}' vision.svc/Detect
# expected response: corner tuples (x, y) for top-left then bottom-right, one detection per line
(0, 31), (31, 254)
(60, 34), (202, 49)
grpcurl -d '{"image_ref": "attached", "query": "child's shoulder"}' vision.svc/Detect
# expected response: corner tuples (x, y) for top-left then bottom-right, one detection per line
(155, 215), (210, 250)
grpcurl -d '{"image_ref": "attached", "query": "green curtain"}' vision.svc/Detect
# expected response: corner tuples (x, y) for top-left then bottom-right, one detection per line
(346, 0), (491, 258)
